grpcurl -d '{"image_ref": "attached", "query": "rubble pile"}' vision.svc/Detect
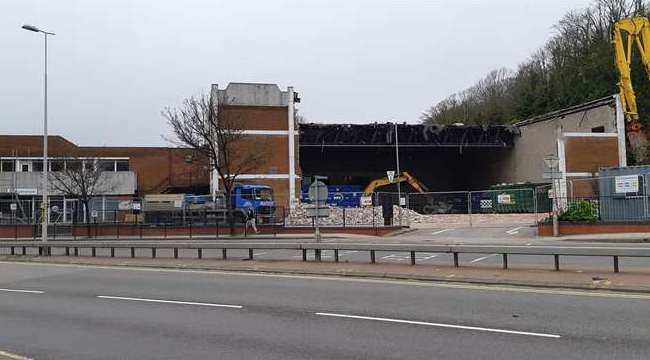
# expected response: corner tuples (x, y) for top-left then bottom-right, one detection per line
(286, 204), (392, 226)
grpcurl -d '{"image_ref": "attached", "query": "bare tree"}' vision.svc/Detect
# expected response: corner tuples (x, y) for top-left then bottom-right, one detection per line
(49, 157), (114, 233)
(163, 94), (268, 233)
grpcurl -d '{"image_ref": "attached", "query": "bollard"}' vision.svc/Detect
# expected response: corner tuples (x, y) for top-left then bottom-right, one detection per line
(174, 248), (179, 259)
(131, 247), (135, 258)
(65, 247), (70, 256)
(151, 248), (156, 259)
(74, 247), (78, 256)
(198, 248), (202, 259)
(302, 249), (307, 261)
(614, 256), (620, 273)
(453, 252), (459, 267)
(554, 254), (560, 271)
(334, 249), (339, 262)
(411, 251), (416, 265)
(111, 248), (115, 258)
(502, 253), (508, 270)
(10, 247), (15, 256)
(248, 248), (253, 260)
(315, 249), (321, 262)
(222, 248), (227, 260)
(92, 247), (96, 257)
(22, 246), (26, 256)
(370, 250), (376, 264)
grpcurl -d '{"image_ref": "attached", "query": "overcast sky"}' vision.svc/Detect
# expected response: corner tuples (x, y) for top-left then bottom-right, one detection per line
(2, 0), (592, 146)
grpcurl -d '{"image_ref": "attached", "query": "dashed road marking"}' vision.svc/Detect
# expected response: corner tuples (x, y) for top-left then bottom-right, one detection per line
(97, 295), (242, 309)
(432, 229), (453, 235)
(470, 254), (498, 263)
(0, 288), (44, 294)
(315, 312), (561, 338)
(506, 227), (523, 235)
(0, 350), (32, 360)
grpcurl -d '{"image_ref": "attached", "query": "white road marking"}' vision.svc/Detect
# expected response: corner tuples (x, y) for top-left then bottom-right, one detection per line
(0, 350), (33, 360)
(432, 229), (453, 235)
(381, 253), (439, 261)
(470, 254), (498, 263)
(6, 261), (650, 300)
(0, 288), (44, 294)
(315, 312), (561, 338)
(506, 227), (523, 235)
(97, 295), (242, 309)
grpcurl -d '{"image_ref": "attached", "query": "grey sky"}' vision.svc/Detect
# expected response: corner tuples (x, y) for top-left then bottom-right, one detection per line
(2, 0), (592, 146)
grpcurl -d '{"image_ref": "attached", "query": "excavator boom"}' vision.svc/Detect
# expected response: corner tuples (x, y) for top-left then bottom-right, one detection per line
(613, 16), (650, 162)
(363, 171), (429, 195)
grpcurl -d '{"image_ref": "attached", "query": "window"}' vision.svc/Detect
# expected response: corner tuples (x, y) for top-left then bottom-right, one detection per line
(1, 160), (14, 172)
(240, 188), (254, 199)
(98, 160), (115, 172)
(84, 161), (95, 171)
(51, 160), (64, 172)
(116, 160), (129, 171)
(66, 160), (82, 171)
(255, 188), (273, 201)
(33, 160), (43, 172)
(21, 164), (29, 172)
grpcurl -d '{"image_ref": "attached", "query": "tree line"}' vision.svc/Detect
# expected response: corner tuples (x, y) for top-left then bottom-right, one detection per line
(422, 0), (650, 128)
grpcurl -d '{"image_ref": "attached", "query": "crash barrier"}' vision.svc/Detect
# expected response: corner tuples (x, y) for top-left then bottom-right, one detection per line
(1, 241), (648, 273)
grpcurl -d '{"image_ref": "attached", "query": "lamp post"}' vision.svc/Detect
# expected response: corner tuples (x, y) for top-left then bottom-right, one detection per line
(394, 122), (402, 226)
(544, 155), (560, 237)
(22, 24), (55, 249)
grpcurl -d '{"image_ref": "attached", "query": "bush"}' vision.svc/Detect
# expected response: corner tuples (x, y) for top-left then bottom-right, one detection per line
(558, 200), (599, 222)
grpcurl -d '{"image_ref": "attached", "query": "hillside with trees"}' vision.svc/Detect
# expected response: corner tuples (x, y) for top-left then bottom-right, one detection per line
(421, 0), (650, 129)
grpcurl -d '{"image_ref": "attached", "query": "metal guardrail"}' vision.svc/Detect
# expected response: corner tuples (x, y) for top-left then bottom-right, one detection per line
(0, 241), (648, 273)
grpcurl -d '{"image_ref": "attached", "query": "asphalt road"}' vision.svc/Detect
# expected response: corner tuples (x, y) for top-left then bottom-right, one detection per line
(1, 262), (650, 359)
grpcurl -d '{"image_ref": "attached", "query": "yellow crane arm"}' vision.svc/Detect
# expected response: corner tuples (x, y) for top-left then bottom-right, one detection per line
(363, 171), (429, 195)
(613, 17), (650, 162)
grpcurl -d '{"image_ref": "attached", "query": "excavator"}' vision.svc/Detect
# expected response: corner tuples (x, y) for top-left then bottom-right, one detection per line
(363, 171), (429, 195)
(613, 16), (650, 163)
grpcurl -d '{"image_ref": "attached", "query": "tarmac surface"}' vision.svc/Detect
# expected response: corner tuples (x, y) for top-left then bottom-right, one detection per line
(1, 261), (650, 359)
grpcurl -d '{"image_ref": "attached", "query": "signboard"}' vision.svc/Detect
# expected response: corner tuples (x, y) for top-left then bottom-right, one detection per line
(308, 181), (328, 203)
(497, 194), (512, 205)
(615, 175), (640, 193)
(399, 197), (406, 206)
(386, 170), (395, 183)
(360, 196), (373, 207)
(306, 206), (330, 218)
(9, 203), (17, 211)
(16, 188), (37, 195)
(118, 200), (132, 210)
(547, 189), (554, 199)
(132, 202), (142, 211)
(91, 210), (98, 218)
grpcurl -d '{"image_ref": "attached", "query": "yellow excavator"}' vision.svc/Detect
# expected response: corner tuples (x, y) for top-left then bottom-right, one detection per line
(363, 171), (429, 195)
(613, 17), (650, 163)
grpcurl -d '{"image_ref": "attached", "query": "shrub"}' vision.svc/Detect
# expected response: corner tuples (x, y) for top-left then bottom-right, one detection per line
(558, 200), (599, 222)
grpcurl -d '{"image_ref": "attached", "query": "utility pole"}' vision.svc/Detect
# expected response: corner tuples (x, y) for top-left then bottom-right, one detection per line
(22, 24), (55, 253)
(394, 122), (402, 226)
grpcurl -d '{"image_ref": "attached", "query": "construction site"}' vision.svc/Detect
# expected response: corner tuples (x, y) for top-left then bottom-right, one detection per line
(2, 17), (650, 237)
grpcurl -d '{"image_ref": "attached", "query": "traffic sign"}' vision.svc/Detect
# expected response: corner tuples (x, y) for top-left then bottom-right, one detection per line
(308, 181), (328, 203)
(386, 170), (395, 183)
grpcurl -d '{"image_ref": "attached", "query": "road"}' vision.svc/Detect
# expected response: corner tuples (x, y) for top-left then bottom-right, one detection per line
(1, 262), (649, 359)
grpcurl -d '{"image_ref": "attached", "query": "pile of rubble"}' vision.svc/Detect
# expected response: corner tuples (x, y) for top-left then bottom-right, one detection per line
(285, 204), (538, 228)
(286, 204), (397, 226)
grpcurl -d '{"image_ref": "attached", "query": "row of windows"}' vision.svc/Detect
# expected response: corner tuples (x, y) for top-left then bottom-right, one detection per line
(0, 159), (129, 173)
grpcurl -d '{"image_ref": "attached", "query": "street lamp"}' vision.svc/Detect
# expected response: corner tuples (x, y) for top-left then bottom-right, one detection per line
(394, 122), (402, 226)
(544, 155), (560, 237)
(22, 24), (55, 250)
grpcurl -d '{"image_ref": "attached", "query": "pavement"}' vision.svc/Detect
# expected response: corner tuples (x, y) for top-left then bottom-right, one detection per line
(1, 261), (650, 359)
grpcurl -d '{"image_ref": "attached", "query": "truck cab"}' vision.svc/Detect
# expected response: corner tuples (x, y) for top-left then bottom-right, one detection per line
(232, 184), (276, 223)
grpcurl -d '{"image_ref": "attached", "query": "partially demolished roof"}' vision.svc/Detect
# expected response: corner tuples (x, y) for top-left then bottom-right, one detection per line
(300, 123), (520, 148)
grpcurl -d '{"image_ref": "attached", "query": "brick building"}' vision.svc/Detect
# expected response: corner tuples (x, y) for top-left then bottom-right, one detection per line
(211, 83), (300, 210)
(0, 135), (209, 196)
